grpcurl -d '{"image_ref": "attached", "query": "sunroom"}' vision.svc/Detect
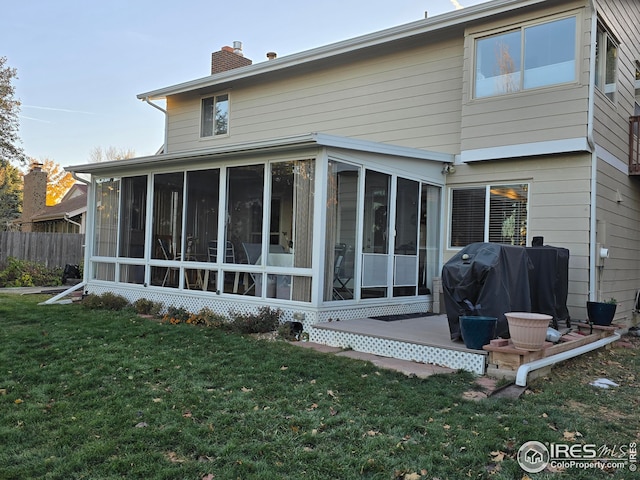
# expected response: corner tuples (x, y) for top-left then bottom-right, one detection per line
(69, 134), (450, 328)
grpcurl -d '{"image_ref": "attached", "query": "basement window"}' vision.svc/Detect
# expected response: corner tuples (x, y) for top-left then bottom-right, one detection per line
(201, 93), (229, 137)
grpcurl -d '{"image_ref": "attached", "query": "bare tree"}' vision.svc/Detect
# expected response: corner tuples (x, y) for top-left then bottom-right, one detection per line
(89, 146), (136, 163)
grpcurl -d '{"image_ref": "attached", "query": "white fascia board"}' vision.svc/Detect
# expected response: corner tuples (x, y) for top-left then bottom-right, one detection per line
(460, 137), (591, 162)
(137, 0), (547, 100)
(66, 133), (451, 174)
(312, 133), (454, 162)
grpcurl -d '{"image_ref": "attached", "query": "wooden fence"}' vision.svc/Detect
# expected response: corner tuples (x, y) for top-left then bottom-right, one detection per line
(0, 232), (85, 268)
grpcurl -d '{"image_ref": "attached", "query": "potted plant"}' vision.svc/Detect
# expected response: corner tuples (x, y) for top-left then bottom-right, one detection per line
(458, 300), (497, 350)
(504, 312), (553, 351)
(586, 297), (617, 326)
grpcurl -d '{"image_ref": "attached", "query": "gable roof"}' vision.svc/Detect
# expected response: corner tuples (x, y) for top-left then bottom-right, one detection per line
(31, 184), (87, 223)
(137, 0), (550, 101)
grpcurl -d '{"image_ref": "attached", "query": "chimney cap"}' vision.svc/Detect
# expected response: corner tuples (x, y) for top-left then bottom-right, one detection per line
(266, 51), (277, 60)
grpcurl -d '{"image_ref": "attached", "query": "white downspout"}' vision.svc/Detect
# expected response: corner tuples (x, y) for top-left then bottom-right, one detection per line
(587, 1), (598, 302)
(515, 332), (620, 386)
(143, 97), (168, 154)
(70, 171), (91, 293)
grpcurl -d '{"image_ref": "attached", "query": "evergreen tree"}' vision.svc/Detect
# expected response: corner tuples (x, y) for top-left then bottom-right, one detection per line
(0, 162), (22, 230)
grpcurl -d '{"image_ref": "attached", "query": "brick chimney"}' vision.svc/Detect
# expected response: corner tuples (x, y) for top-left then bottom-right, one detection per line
(21, 162), (47, 232)
(211, 41), (252, 75)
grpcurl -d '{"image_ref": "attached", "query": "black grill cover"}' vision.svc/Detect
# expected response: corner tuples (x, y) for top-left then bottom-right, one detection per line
(525, 245), (570, 328)
(442, 243), (533, 340)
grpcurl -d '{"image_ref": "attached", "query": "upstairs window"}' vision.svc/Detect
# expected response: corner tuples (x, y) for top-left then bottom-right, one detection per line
(450, 184), (528, 248)
(595, 23), (618, 102)
(201, 93), (229, 137)
(474, 16), (576, 98)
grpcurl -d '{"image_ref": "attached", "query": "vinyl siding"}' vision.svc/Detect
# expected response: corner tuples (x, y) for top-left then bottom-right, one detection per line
(443, 153), (592, 316)
(165, 37), (464, 155)
(591, 0), (640, 319)
(595, 159), (640, 318)
(460, 1), (591, 156)
(592, 0), (640, 164)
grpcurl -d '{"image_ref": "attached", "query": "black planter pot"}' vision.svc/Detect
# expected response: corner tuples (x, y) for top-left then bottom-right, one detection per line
(586, 301), (617, 326)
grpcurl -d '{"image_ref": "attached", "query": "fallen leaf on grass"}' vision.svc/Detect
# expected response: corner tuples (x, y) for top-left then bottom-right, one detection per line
(14, 399), (23, 404)
(166, 451), (186, 463)
(241, 387), (253, 393)
(135, 422), (149, 428)
(563, 430), (582, 442)
(201, 474), (215, 480)
(403, 473), (422, 480)
(327, 389), (336, 398)
(490, 451), (505, 462)
(152, 398), (162, 403)
(329, 406), (338, 416)
(0, 389), (7, 395)
(306, 403), (318, 411)
(182, 411), (192, 418)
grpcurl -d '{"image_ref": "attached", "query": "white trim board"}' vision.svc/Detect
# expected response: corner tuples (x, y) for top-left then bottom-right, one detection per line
(460, 138), (591, 163)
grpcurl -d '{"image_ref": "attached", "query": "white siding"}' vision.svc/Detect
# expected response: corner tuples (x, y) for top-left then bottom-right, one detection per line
(592, 0), (640, 164)
(443, 153), (592, 318)
(166, 39), (464, 155)
(460, 2), (591, 155)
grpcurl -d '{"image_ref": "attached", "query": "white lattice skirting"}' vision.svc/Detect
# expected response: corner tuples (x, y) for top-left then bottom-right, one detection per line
(309, 327), (487, 375)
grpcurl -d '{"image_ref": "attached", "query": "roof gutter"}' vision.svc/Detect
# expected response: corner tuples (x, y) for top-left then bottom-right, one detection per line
(141, 97), (168, 155)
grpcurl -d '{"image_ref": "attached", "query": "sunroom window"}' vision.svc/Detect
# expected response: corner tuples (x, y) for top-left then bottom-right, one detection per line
(201, 93), (229, 137)
(450, 184), (528, 248)
(474, 16), (576, 98)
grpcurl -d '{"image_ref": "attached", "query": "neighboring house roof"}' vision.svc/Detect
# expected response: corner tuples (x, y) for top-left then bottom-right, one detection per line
(31, 184), (87, 223)
(137, 0), (549, 101)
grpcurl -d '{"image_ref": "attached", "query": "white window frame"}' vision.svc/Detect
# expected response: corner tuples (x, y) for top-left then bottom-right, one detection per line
(472, 14), (578, 99)
(595, 22), (618, 103)
(448, 184), (529, 249)
(200, 92), (230, 138)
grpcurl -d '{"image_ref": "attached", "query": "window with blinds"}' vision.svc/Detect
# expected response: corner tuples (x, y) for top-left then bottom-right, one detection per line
(450, 184), (528, 248)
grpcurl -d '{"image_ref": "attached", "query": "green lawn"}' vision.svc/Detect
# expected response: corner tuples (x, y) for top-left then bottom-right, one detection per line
(0, 294), (638, 479)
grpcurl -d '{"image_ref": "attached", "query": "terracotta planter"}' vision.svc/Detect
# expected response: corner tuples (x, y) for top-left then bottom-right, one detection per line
(505, 312), (553, 351)
(586, 301), (617, 326)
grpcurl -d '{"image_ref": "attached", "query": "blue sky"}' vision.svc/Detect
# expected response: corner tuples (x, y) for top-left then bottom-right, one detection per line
(3, 0), (491, 168)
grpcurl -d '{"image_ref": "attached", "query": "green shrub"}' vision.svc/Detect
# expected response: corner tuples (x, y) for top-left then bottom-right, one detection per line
(228, 306), (282, 334)
(82, 292), (130, 310)
(162, 305), (191, 324)
(194, 307), (228, 327)
(132, 298), (163, 316)
(0, 257), (63, 287)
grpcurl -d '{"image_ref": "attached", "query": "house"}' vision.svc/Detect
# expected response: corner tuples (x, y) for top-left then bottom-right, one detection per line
(67, 0), (640, 354)
(19, 163), (87, 234)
